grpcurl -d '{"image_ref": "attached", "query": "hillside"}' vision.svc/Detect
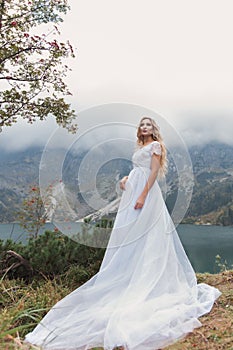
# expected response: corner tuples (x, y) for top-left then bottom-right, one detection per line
(184, 143), (233, 225)
(0, 142), (232, 225)
(1, 270), (233, 349)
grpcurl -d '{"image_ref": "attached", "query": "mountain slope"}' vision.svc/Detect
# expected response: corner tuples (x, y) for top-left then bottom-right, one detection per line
(0, 142), (232, 225)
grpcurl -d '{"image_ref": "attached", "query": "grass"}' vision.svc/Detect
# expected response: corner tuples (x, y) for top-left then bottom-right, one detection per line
(0, 271), (232, 350)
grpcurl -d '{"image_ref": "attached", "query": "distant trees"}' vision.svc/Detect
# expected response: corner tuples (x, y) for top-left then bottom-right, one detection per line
(0, 0), (77, 132)
(219, 205), (233, 226)
(188, 175), (233, 217)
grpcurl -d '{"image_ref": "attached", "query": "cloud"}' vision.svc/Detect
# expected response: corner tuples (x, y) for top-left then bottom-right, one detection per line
(60, 0), (233, 104)
(1, 0), (233, 151)
(176, 109), (233, 146)
(0, 102), (233, 153)
(0, 117), (59, 152)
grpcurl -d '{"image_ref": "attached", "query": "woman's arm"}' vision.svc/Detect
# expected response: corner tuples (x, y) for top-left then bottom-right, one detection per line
(119, 175), (128, 190)
(134, 154), (160, 209)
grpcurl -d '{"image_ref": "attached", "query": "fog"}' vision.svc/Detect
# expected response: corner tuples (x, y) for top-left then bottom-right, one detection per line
(1, 0), (233, 152)
(1, 104), (232, 153)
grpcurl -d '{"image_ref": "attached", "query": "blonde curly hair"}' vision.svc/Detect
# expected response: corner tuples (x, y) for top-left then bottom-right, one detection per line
(136, 116), (168, 176)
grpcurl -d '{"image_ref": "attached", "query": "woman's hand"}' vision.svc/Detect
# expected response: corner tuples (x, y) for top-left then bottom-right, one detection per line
(119, 176), (128, 190)
(134, 194), (146, 209)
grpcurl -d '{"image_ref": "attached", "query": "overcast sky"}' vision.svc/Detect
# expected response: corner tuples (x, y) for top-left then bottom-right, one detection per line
(1, 0), (233, 152)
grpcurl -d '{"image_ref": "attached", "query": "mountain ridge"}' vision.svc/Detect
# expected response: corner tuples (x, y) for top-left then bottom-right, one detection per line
(0, 142), (232, 225)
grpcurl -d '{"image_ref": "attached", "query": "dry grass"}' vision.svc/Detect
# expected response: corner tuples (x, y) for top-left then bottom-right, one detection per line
(166, 271), (233, 350)
(0, 271), (232, 350)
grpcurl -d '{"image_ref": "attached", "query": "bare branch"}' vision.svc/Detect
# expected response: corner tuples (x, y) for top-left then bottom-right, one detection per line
(0, 250), (33, 274)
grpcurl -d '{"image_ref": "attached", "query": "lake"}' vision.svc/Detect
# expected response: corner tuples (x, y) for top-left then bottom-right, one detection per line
(0, 223), (232, 274)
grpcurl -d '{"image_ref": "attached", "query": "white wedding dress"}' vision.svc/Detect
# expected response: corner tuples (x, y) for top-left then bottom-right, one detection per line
(25, 141), (221, 350)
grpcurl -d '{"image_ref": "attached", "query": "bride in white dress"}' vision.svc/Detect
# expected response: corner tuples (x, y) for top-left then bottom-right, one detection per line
(25, 117), (221, 350)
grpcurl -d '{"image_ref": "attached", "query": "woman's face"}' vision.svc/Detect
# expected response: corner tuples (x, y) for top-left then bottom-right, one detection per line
(139, 118), (153, 137)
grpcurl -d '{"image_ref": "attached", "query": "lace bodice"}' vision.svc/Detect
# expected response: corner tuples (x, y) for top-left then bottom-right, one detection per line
(132, 141), (162, 169)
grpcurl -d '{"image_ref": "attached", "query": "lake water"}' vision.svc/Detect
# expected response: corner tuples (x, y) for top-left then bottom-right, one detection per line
(0, 223), (232, 274)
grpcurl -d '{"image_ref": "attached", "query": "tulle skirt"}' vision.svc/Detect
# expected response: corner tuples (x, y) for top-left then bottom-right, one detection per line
(25, 166), (221, 349)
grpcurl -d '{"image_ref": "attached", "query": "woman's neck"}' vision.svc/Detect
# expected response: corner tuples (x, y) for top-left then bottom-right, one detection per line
(142, 136), (153, 145)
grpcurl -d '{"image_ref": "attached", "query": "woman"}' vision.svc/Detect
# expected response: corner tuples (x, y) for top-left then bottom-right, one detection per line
(25, 117), (221, 350)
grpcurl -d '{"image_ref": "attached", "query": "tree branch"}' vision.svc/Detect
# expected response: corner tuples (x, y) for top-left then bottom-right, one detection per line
(0, 46), (48, 64)
(0, 250), (33, 274)
(0, 76), (41, 82)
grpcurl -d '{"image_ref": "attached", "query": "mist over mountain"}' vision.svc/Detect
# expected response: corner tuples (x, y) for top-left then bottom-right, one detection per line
(0, 142), (232, 225)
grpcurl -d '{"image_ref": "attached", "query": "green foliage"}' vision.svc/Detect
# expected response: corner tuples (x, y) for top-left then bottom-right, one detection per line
(58, 265), (92, 288)
(0, 230), (106, 280)
(0, 0), (77, 132)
